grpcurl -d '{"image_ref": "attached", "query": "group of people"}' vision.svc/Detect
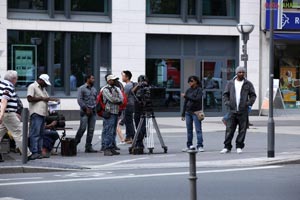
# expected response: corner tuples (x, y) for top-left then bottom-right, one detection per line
(181, 66), (257, 154)
(0, 65), (257, 161)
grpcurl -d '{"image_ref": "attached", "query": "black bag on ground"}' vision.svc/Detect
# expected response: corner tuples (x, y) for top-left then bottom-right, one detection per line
(61, 138), (77, 156)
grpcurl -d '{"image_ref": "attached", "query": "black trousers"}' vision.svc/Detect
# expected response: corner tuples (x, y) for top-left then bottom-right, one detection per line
(224, 111), (248, 150)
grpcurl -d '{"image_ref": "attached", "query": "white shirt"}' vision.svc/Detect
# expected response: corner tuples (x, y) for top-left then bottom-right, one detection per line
(234, 79), (244, 111)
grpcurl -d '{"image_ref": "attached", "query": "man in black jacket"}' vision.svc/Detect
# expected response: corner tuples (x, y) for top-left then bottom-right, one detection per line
(220, 66), (256, 154)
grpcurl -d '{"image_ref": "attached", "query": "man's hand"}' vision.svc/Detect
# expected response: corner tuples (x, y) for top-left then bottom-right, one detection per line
(86, 108), (92, 116)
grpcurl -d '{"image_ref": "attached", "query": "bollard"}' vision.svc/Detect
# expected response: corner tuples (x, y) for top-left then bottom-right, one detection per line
(22, 108), (29, 164)
(188, 146), (198, 200)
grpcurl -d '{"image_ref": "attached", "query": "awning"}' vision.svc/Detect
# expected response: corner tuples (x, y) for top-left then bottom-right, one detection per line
(274, 33), (300, 40)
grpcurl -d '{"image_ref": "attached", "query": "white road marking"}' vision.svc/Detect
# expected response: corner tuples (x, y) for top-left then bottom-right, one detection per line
(0, 198), (24, 200)
(86, 157), (149, 169)
(0, 177), (42, 181)
(0, 165), (282, 187)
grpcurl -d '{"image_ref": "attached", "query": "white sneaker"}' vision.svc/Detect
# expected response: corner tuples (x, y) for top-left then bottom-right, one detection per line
(182, 147), (189, 152)
(197, 147), (205, 152)
(220, 148), (230, 154)
(237, 148), (243, 154)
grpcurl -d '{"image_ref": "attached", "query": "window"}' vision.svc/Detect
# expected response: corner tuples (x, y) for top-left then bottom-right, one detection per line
(203, 0), (236, 17)
(71, 33), (93, 88)
(283, 0), (300, 8)
(55, 0), (64, 11)
(8, 30), (48, 87)
(146, 59), (181, 111)
(8, 0), (48, 10)
(188, 0), (196, 15)
(147, 0), (181, 15)
(71, 0), (107, 13)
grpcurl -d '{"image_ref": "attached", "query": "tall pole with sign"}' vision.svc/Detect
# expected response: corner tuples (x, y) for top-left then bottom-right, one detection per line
(268, 0), (275, 158)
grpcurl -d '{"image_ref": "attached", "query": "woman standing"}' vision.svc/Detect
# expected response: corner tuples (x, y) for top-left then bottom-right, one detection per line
(181, 76), (204, 152)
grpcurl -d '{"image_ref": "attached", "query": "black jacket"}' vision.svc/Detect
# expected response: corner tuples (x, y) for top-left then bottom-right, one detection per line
(182, 86), (202, 117)
(223, 78), (256, 112)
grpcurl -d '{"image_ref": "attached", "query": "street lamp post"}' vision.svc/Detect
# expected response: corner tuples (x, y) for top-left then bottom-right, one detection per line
(236, 22), (255, 71)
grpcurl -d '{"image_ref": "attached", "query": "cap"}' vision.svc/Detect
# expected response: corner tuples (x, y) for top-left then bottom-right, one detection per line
(106, 74), (119, 82)
(39, 74), (51, 86)
(235, 66), (246, 74)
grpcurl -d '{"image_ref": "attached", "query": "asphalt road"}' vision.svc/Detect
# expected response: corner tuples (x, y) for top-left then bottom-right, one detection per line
(0, 164), (299, 200)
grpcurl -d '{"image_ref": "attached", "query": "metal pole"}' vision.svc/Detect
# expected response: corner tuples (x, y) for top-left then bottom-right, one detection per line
(268, 0), (275, 158)
(22, 108), (29, 164)
(188, 146), (198, 200)
(243, 41), (247, 70)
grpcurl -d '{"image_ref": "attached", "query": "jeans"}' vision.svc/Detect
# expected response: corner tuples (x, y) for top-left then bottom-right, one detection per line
(75, 111), (96, 149)
(224, 111), (248, 150)
(102, 114), (118, 150)
(185, 112), (203, 148)
(29, 113), (45, 154)
(43, 130), (59, 151)
(124, 105), (135, 139)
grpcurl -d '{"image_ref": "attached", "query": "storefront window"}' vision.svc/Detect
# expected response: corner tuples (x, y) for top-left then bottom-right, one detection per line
(8, 0), (48, 10)
(203, 0), (236, 17)
(71, 0), (107, 13)
(71, 33), (93, 88)
(147, 0), (181, 15)
(146, 59), (181, 111)
(8, 30), (47, 88)
(54, 33), (64, 88)
(275, 44), (300, 108)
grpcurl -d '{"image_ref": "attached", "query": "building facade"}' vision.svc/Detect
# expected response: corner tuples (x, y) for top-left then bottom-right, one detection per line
(0, 0), (260, 118)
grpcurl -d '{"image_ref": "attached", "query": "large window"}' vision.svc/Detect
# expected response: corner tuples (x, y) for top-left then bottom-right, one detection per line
(71, 0), (107, 13)
(202, 0), (236, 17)
(147, 0), (180, 15)
(146, 59), (181, 111)
(8, 31), (48, 87)
(8, 0), (48, 10)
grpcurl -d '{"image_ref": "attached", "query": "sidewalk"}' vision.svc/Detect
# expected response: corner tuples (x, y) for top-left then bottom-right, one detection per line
(1, 115), (300, 174)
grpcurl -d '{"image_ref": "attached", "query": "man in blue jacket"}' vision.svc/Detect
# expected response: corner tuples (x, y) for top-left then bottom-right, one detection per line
(220, 66), (256, 154)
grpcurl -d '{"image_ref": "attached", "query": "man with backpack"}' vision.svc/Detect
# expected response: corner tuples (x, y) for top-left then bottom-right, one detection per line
(101, 74), (123, 156)
(121, 70), (136, 144)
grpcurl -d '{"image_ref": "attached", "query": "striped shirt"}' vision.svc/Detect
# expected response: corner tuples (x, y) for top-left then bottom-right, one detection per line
(0, 80), (18, 112)
(102, 85), (123, 115)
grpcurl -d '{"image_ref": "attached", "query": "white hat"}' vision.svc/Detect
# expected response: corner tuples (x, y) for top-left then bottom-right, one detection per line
(106, 74), (119, 81)
(39, 74), (51, 86)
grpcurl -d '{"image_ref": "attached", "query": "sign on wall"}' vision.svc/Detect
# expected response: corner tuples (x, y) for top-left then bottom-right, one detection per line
(11, 45), (37, 86)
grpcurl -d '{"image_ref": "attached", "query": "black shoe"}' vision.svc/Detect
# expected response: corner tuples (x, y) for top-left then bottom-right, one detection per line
(114, 146), (121, 151)
(104, 150), (113, 156)
(133, 147), (144, 155)
(85, 148), (98, 153)
(28, 153), (42, 160)
(111, 149), (120, 155)
(0, 154), (4, 162)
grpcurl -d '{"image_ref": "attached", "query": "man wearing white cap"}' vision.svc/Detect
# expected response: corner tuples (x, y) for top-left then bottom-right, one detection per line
(220, 66), (256, 154)
(27, 74), (59, 160)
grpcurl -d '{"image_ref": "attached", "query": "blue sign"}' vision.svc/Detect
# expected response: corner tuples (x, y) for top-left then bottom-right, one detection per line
(265, 0), (281, 30)
(280, 12), (300, 29)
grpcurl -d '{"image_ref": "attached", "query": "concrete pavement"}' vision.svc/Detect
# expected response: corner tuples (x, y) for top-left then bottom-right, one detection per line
(1, 114), (300, 173)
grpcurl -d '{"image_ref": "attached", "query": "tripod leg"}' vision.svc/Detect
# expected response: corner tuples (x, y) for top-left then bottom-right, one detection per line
(152, 117), (168, 153)
(146, 118), (154, 154)
(129, 117), (144, 154)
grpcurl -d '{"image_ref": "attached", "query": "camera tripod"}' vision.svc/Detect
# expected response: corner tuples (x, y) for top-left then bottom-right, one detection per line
(129, 110), (168, 154)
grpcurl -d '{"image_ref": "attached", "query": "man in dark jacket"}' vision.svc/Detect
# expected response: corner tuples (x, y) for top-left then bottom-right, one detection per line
(220, 66), (256, 154)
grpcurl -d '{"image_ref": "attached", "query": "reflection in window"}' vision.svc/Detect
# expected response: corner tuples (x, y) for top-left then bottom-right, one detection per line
(8, 0), (48, 10)
(146, 59), (181, 112)
(203, 0), (236, 17)
(8, 30), (47, 87)
(54, 33), (64, 88)
(147, 0), (180, 15)
(71, 33), (93, 88)
(226, 59), (236, 80)
(188, 0), (196, 15)
(71, 0), (107, 13)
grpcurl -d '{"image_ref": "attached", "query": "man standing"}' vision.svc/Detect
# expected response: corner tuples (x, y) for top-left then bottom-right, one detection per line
(102, 74), (123, 156)
(0, 71), (32, 160)
(27, 74), (59, 160)
(75, 74), (98, 153)
(220, 66), (256, 154)
(121, 70), (135, 144)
